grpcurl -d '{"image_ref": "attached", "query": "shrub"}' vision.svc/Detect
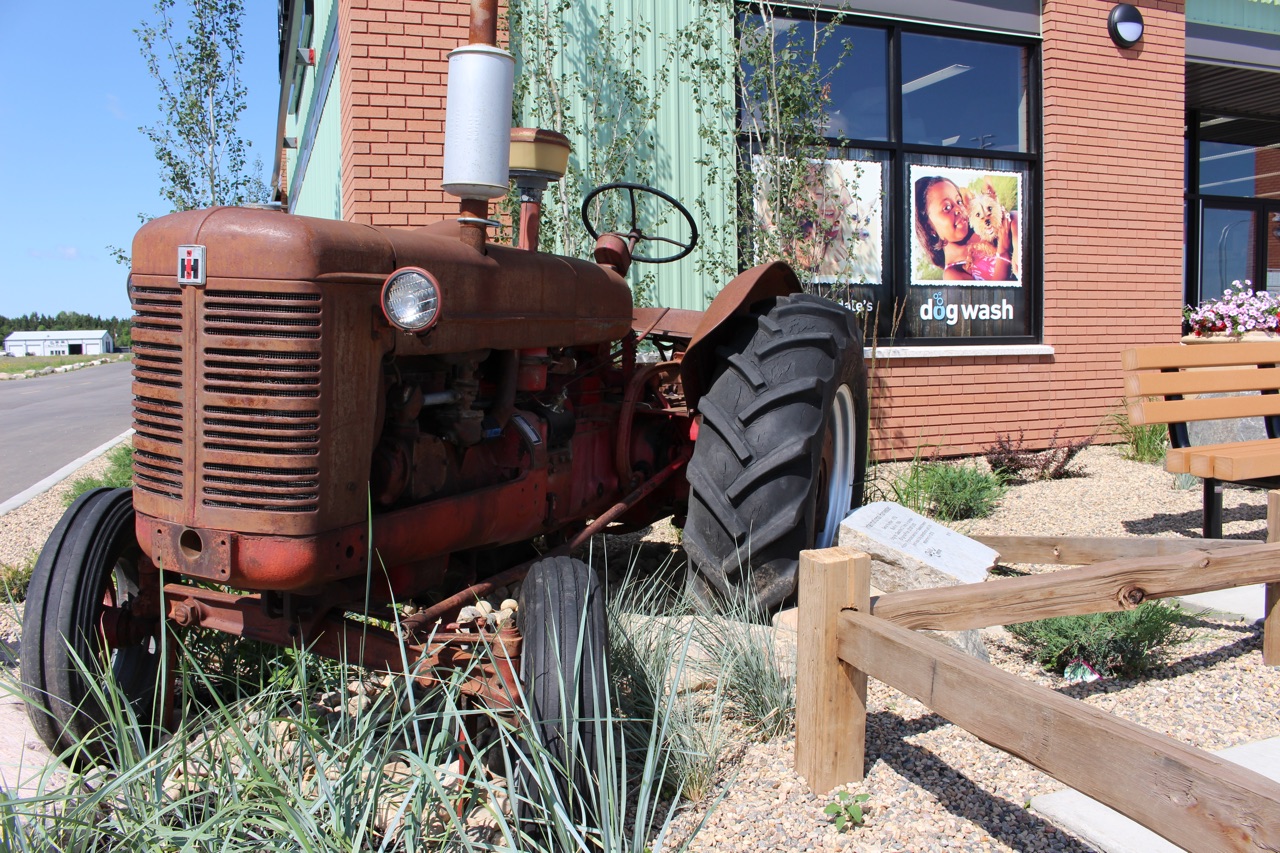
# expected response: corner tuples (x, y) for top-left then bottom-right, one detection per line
(984, 428), (1091, 482)
(63, 444), (133, 506)
(891, 456), (1006, 521)
(1105, 407), (1167, 465)
(1, 551), (37, 602)
(1007, 601), (1196, 678)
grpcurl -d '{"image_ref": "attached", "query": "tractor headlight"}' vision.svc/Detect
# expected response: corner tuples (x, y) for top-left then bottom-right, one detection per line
(381, 267), (442, 333)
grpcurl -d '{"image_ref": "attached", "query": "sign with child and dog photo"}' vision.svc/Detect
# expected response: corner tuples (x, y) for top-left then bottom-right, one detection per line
(909, 165), (1022, 286)
(907, 164), (1029, 339)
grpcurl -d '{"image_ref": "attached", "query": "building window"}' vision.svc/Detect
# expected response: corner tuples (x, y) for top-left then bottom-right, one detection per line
(740, 13), (1040, 344)
(1188, 113), (1280, 303)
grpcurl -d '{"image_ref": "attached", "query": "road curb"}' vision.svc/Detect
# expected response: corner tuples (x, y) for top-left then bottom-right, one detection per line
(0, 430), (134, 518)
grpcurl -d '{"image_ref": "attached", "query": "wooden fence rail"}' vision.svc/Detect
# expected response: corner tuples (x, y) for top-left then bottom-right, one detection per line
(795, 545), (1280, 853)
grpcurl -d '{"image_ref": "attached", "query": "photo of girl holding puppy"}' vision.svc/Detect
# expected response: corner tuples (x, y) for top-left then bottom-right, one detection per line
(911, 169), (1021, 283)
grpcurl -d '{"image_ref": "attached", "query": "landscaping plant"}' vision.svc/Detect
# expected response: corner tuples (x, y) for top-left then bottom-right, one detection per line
(63, 443), (134, 506)
(824, 790), (870, 831)
(0, 552), (36, 602)
(1183, 279), (1279, 337)
(891, 452), (1006, 521)
(1006, 601), (1196, 678)
(983, 428), (1090, 482)
(1105, 406), (1167, 465)
(3, 553), (761, 852)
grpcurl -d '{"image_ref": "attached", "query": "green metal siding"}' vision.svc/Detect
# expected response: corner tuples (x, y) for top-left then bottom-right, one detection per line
(512, 0), (738, 310)
(1188, 0), (1280, 36)
(286, 0), (341, 217)
(291, 74), (342, 219)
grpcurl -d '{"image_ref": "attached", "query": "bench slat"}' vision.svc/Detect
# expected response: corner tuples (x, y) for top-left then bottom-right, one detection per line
(1122, 341), (1280, 370)
(1216, 452), (1280, 481)
(1165, 438), (1280, 474)
(1125, 365), (1280, 398)
(1192, 441), (1280, 480)
(1132, 394), (1280, 425)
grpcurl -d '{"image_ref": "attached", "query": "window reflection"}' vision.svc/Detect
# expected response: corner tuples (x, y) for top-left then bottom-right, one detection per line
(901, 34), (1026, 152)
(1267, 210), (1280, 293)
(1198, 115), (1280, 198)
(739, 18), (887, 142)
(1200, 207), (1254, 300)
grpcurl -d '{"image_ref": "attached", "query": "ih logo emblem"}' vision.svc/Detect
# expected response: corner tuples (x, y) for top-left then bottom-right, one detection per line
(177, 245), (206, 285)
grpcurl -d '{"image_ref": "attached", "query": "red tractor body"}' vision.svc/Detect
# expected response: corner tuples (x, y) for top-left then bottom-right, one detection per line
(22, 1), (868, 785)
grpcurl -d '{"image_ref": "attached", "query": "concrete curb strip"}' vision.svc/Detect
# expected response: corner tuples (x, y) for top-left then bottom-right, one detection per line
(0, 430), (134, 518)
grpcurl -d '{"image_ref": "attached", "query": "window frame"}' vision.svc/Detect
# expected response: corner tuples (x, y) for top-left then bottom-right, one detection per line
(1186, 108), (1280, 305)
(737, 10), (1043, 345)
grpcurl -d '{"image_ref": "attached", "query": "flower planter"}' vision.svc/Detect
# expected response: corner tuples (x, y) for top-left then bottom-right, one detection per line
(1181, 331), (1280, 344)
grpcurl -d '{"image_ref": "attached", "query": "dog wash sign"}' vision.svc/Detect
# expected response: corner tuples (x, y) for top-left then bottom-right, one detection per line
(920, 292), (1015, 325)
(907, 163), (1030, 339)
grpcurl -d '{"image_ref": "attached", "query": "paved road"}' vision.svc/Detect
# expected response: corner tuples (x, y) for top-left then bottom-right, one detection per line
(0, 361), (134, 504)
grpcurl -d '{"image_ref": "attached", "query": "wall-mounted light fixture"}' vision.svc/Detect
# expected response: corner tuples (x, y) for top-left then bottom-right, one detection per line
(297, 47), (316, 67)
(282, 137), (299, 150)
(1108, 4), (1144, 49)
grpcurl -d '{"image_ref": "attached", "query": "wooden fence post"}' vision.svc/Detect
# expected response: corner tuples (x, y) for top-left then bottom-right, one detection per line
(1266, 491), (1279, 666)
(795, 547), (871, 794)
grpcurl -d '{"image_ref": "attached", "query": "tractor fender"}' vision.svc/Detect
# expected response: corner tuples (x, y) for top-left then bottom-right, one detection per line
(679, 261), (801, 411)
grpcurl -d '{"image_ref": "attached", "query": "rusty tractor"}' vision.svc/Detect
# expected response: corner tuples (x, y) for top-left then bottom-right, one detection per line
(20, 0), (868, 822)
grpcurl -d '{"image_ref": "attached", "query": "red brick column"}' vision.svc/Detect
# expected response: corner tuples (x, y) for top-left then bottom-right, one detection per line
(339, 0), (474, 226)
(871, 2), (1186, 459)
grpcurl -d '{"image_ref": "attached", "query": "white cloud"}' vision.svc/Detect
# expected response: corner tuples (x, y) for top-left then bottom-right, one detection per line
(105, 93), (125, 120)
(27, 246), (83, 261)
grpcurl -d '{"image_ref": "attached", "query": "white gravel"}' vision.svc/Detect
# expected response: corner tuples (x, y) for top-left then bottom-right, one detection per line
(662, 446), (1280, 851)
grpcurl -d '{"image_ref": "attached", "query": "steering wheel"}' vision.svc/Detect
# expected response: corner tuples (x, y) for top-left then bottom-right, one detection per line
(581, 182), (699, 264)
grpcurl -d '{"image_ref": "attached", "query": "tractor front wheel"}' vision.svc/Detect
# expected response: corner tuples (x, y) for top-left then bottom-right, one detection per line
(513, 555), (607, 840)
(21, 487), (169, 760)
(683, 294), (868, 611)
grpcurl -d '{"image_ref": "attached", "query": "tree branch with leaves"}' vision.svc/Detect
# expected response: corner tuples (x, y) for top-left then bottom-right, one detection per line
(112, 0), (267, 265)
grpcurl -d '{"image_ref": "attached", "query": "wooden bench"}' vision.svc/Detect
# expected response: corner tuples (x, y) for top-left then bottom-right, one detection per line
(1122, 340), (1280, 538)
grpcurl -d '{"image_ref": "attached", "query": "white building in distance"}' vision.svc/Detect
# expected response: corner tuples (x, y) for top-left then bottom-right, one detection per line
(3, 330), (114, 357)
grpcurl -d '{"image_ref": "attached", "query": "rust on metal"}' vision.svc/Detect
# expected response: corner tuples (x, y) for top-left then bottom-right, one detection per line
(632, 306), (702, 343)
(615, 359), (682, 484)
(406, 449), (689, 629)
(679, 261), (800, 408)
(469, 0), (498, 46)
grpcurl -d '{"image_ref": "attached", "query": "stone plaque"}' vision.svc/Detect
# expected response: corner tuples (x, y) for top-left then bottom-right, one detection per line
(839, 502), (998, 585)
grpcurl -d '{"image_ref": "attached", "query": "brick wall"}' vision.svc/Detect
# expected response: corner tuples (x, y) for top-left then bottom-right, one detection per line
(339, 0), (476, 225)
(870, 1), (1187, 460)
(332, 0), (1188, 461)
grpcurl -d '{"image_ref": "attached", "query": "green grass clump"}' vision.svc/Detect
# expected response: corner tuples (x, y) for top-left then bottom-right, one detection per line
(4, 558), (739, 852)
(1007, 601), (1196, 678)
(63, 444), (133, 506)
(1105, 407), (1167, 464)
(891, 457), (1006, 521)
(0, 552), (37, 602)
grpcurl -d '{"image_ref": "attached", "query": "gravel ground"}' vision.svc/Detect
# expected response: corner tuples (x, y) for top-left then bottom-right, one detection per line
(3, 444), (1277, 851)
(662, 445), (1280, 851)
(0, 450), (119, 647)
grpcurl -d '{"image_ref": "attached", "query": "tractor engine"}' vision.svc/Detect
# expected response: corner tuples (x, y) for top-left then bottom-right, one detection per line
(127, 207), (647, 595)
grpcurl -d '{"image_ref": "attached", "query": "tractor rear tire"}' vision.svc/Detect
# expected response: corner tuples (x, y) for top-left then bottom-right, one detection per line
(683, 294), (868, 611)
(515, 555), (607, 837)
(21, 487), (168, 761)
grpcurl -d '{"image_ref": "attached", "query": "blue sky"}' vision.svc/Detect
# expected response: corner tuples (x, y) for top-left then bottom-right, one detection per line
(0, 1), (280, 320)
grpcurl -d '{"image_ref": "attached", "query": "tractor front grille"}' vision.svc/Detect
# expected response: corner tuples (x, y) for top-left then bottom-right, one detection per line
(130, 281), (329, 525)
(197, 289), (324, 515)
(131, 284), (187, 503)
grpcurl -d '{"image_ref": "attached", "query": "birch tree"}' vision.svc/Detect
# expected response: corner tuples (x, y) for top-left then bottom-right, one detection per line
(137, 0), (267, 212)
